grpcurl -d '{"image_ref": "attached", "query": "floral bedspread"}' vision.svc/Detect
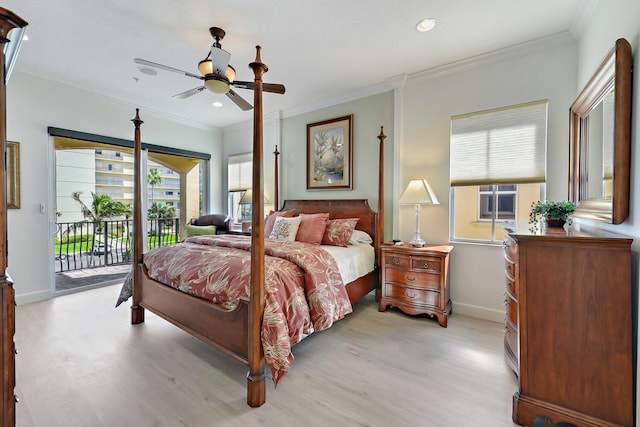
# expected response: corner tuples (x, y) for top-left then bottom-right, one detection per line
(116, 235), (352, 384)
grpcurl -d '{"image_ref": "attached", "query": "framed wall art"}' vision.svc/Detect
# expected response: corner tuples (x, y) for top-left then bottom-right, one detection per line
(306, 114), (353, 190)
(7, 141), (19, 209)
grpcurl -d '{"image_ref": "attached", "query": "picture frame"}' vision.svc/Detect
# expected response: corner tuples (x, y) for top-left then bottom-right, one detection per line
(7, 141), (20, 209)
(306, 114), (353, 190)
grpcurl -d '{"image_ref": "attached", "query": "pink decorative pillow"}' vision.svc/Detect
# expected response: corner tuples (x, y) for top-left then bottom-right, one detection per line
(295, 213), (329, 245)
(264, 209), (296, 236)
(322, 218), (359, 247)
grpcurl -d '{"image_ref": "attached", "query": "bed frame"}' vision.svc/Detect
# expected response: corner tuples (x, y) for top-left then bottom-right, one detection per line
(129, 46), (387, 407)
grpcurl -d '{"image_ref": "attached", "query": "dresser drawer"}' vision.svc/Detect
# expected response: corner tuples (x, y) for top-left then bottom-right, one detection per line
(505, 293), (517, 327)
(505, 275), (517, 300)
(384, 254), (410, 269)
(384, 283), (440, 307)
(503, 235), (518, 263)
(386, 268), (440, 290)
(504, 321), (517, 357)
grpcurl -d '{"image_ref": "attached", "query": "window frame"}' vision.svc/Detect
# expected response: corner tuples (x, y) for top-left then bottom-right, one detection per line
(449, 100), (548, 245)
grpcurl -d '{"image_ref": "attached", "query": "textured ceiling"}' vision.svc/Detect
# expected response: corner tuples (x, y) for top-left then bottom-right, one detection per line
(3, 0), (590, 129)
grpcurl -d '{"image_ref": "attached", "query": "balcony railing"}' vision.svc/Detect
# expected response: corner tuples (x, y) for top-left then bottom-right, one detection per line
(54, 218), (179, 273)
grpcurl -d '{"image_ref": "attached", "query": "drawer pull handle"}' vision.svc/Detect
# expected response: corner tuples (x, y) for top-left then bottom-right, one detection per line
(404, 275), (416, 282)
(404, 291), (417, 299)
(393, 258), (400, 265)
(503, 327), (510, 335)
(423, 263), (430, 269)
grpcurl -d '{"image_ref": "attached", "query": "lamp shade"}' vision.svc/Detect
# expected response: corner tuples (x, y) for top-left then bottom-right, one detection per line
(399, 179), (440, 206)
(239, 189), (270, 205)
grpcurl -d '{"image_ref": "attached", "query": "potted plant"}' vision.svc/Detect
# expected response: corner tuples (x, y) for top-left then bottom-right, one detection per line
(529, 200), (576, 230)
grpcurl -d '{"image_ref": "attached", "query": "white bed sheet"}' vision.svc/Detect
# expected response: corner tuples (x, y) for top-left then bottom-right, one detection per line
(321, 243), (375, 284)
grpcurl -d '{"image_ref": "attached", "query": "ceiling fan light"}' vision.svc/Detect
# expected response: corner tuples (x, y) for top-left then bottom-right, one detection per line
(198, 59), (213, 76)
(225, 65), (236, 83)
(204, 77), (229, 94)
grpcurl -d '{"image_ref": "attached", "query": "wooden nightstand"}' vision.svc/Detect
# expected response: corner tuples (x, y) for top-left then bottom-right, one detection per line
(378, 243), (453, 327)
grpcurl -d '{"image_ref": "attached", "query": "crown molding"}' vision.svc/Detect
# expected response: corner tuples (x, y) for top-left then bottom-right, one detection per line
(569, 0), (599, 39)
(407, 32), (576, 82)
(18, 71), (220, 132)
(273, 32), (575, 123)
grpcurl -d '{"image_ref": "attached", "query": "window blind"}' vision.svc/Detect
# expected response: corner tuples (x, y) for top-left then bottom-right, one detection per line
(228, 152), (252, 192)
(450, 100), (548, 186)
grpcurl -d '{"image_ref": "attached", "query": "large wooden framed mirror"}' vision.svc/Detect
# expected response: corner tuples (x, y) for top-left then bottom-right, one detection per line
(569, 38), (632, 224)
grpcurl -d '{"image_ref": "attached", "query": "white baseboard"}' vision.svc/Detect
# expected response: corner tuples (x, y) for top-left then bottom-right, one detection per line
(15, 289), (52, 306)
(452, 302), (504, 323)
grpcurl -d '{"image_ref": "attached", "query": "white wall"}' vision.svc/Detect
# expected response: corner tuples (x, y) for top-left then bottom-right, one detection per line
(572, 1), (640, 422)
(7, 73), (223, 304)
(398, 34), (578, 321)
(280, 92), (395, 240)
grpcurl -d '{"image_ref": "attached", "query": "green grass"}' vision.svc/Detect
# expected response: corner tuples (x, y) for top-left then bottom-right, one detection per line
(54, 234), (177, 255)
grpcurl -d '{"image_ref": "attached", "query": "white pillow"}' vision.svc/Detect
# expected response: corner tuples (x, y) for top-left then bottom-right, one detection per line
(348, 229), (373, 245)
(269, 216), (302, 241)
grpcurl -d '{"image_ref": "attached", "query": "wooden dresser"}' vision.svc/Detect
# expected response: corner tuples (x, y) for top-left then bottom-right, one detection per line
(378, 243), (453, 327)
(502, 224), (634, 427)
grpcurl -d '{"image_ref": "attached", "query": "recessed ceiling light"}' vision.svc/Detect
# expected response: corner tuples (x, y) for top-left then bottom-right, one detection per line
(138, 66), (157, 76)
(416, 18), (436, 32)
(212, 101), (223, 108)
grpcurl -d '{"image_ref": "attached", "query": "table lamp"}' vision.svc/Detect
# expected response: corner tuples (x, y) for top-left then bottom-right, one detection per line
(399, 179), (440, 246)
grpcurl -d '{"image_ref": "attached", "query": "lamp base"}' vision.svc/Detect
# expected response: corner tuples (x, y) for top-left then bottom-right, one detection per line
(409, 233), (426, 247)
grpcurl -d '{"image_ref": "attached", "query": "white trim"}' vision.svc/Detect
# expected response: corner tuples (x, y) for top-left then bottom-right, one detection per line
(452, 302), (504, 323)
(19, 71), (220, 132)
(408, 32), (575, 82)
(569, 0), (599, 39)
(16, 289), (52, 306)
(281, 79), (398, 120)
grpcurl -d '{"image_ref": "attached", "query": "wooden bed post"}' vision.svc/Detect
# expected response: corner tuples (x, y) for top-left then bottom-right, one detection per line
(247, 46), (267, 407)
(273, 145), (280, 210)
(377, 126), (386, 267)
(131, 109), (145, 324)
(0, 8), (27, 426)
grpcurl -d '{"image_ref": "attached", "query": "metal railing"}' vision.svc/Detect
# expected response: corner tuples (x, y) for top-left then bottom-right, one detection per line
(54, 218), (179, 273)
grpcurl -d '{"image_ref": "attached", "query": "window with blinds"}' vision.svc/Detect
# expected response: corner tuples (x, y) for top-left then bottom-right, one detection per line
(449, 100), (548, 243)
(227, 152), (252, 223)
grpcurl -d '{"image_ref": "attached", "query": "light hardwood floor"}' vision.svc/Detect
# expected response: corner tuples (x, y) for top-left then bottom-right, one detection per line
(15, 284), (520, 427)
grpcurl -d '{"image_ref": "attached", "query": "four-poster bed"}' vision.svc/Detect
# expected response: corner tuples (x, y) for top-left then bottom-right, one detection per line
(125, 46), (386, 407)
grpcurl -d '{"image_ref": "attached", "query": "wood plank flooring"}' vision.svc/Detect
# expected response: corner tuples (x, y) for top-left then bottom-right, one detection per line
(15, 284), (519, 427)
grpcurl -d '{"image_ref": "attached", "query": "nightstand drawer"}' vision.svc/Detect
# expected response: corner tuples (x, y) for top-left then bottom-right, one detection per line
(410, 256), (441, 273)
(385, 254), (410, 269)
(386, 268), (440, 290)
(384, 283), (440, 307)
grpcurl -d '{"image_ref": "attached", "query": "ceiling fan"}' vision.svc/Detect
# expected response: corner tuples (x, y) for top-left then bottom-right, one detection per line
(134, 27), (285, 111)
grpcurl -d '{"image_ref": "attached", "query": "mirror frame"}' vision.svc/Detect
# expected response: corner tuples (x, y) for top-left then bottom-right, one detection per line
(569, 38), (632, 224)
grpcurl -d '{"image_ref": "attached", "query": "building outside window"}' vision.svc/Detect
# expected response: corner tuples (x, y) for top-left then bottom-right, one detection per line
(478, 184), (517, 222)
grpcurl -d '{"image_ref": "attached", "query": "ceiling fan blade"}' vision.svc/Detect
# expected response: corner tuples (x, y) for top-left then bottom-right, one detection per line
(226, 89), (253, 111)
(134, 58), (203, 80)
(232, 80), (286, 94)
(210, 46), (231, 75)
(173, 86), (206, 99)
